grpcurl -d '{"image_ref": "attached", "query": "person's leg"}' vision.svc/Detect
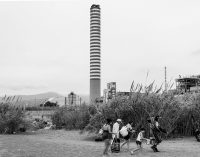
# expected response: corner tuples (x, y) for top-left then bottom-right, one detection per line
(131, 146), (140, 152)
(132, 141), (142, 152)
(106, 140), (112, 155)
(154, 132), (162, 144)
(151, 132), (160, 152)
(127, 139), (130, 151)
(103, 139), (110, 155)
(154, 144), (159, 152)
(121, 140), (127, 149)
(154, 135), (160, 152)
(103, 140), (107, 155)
(130, 144), (142, 155)
(151, 143), (159, 152)
(151, 145), (156, 152)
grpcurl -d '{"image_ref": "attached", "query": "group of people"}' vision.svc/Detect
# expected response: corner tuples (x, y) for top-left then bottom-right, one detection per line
(100, 115), (167, 156)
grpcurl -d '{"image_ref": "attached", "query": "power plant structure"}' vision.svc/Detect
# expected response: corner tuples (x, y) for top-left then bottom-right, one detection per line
(103, 82), (117, 103)
(176, 75), (200, 93)
(90, 4), (101, 103)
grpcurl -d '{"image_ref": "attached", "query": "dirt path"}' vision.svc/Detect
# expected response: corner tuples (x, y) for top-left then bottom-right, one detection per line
(0, 130), (199, 157)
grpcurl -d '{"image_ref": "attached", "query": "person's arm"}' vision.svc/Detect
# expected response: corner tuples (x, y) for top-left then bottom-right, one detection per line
(108, 125), (117, 134)
(126, 124), (132, 131)
(158, 127), (167, 134)
(112, 123), (116, 133)
(141, 132), (148, 141)
(155, 122), (159, 128)
(156, 122), (167, 133)
(155, 122), (162, 132)
(128, 125), (136, 133)
(100, 124), (105, 131)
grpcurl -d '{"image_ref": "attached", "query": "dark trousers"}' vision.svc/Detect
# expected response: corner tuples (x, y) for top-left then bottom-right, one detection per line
(152, 130), (162, 145)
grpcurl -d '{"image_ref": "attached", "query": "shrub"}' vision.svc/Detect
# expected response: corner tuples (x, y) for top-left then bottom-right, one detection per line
(51, 107), (66, 129)
(0, 103), (25, 134)
(51, 104), (90, 130)
(85, 113), (105, 133)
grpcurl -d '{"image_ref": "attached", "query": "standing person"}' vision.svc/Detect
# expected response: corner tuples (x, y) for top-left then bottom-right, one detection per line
(112, 119), (122, 139)
(101, 118), (115, 157)
(148, 116), (167, 152)
(120, 121), (135, 151)
(130, 128), (148, 155)
(111, 119), (122, 153)
(194, 128), (200, 142)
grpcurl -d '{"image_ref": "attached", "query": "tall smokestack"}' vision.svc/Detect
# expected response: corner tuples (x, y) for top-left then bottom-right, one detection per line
(90, 4), (101, 103)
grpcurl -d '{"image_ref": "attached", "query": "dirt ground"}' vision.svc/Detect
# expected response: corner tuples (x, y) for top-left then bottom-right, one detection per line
(0, 130), (199, 157)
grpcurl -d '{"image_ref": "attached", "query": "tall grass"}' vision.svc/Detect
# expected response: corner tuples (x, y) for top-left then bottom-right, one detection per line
(85, 82), (200, 137)
(50, 81), (200, 137)
(51, 104), (90, 130)
(0, 96), (26, 134)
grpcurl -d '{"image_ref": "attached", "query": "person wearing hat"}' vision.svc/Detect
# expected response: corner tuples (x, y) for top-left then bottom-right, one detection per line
(110, 119), (122, 153)
(112, 119), (122, 139)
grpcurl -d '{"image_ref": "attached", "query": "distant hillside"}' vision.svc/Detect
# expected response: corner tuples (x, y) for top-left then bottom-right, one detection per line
(0, 92), (63, 106)
(18, 92), (63, 100)
(0, 92), (90, 106)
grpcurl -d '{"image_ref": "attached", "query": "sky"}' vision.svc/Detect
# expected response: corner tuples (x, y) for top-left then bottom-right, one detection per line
(0, 0), (200, 96)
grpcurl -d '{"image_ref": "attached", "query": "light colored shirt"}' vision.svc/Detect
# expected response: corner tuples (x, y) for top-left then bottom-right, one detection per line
(155, 122), (159, 128)
(102, 124), (111, 132)
(136, 132), (144, 142)
(126, 123), (132, 131)
(112, 122), (120, 138)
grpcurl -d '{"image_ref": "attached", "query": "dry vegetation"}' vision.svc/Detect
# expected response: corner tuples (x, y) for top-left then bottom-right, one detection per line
(51, 82), (200, 139)
(1, 82), (200, 139)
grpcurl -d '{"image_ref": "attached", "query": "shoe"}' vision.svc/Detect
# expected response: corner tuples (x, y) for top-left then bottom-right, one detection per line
(155, 147), (159, 152)
(151, 146), (156, 152)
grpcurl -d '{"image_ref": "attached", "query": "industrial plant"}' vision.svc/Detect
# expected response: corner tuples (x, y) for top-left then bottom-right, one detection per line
(176, 75), (200, 94)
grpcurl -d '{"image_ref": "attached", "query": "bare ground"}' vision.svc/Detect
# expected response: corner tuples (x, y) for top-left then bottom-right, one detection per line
(0, 130), (199, 157)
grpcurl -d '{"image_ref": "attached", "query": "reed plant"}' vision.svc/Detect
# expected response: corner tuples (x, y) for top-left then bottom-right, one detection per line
(0, 95), (26, 134)
(85, 81), (200, 137)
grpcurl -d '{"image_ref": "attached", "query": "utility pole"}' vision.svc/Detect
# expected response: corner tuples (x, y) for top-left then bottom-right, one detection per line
(65, 97), (67, 107)
(71, 93), (73, 105)
(165, 66), (167, 91)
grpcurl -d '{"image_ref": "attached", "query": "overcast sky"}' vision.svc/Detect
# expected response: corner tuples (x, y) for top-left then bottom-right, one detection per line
(0, 0), (200, 96)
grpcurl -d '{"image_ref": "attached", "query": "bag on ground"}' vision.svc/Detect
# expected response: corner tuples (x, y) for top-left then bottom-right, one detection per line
(111, 137), (120, 153)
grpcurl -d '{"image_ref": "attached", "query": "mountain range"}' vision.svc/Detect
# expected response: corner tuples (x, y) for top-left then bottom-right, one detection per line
(0, 92), (89, 106)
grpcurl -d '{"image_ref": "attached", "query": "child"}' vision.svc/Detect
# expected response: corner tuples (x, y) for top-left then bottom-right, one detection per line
(130, 128), (147, 155)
